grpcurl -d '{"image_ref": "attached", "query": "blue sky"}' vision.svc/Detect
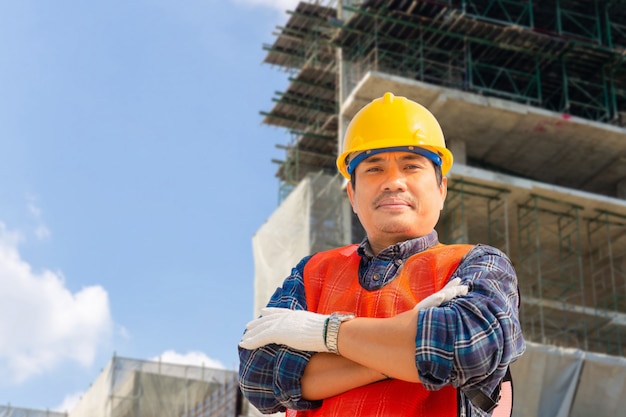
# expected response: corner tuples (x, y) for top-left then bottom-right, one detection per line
(0, 0), (301, 411)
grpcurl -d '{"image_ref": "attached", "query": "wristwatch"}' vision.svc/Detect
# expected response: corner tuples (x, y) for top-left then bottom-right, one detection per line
(325, 311), (355, 354)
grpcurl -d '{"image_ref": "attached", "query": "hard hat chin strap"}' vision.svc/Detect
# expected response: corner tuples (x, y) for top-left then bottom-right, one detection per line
(346, 146), (442, 176)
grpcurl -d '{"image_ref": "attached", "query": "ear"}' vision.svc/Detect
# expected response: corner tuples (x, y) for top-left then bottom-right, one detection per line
(346, 180), (357, 213)
(439, 177), (448, 210)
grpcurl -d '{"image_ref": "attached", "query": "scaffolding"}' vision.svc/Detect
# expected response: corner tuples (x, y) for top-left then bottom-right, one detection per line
(586, 210), (626, 355)
(258, 1), (626, 351)
(252, 172), (351, 313)
(440, 178), (510, 252)
(0, 407), (66, 417)
(261, 0), (626, 197)
(435, 174), (626, 355)
(516, 195), (587, 349)
(335, 1), (626, 123)
(255, 0), (626, 413)
(67, 356), (242, 417)
(261, 1), (339, 196)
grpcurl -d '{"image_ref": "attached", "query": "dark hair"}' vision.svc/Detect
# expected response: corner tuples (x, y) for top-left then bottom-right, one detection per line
(350, 161), (443, 189)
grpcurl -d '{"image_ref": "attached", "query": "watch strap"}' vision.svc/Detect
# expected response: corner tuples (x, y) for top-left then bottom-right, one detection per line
(324, 312), (355, 354)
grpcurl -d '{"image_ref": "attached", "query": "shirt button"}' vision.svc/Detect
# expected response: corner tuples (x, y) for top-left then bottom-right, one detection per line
(373, 273), (380, 281)
(397, 259), (403, 265)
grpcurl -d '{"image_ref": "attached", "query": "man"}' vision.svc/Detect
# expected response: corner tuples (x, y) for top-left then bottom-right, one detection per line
(239, 92), (525, 416)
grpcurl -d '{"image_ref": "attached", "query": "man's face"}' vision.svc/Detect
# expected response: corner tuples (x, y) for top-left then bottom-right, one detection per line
(346, 151), (447, 254)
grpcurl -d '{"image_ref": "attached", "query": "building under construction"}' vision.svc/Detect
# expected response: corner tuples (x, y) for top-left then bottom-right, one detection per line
(0, 356), (247, 417)
(252, 1), (626, 415)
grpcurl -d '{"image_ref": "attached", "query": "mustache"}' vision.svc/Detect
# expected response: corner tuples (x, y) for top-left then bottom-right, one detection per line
(372, 192), (416, 207)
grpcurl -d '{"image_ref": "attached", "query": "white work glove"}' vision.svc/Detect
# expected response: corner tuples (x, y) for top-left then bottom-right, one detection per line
(239, 307), (330, 352)
(414, 278), (468, 310)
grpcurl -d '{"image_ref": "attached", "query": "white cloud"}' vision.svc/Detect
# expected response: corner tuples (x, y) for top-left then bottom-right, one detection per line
(152, 350), (226, 370)
(232, 0), (302, 14)
(0, 222), (113, 383)
(55, 391), (84, 413)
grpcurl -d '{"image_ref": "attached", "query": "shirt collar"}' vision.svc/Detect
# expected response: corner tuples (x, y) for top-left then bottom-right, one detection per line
(357, 230), (440, 261)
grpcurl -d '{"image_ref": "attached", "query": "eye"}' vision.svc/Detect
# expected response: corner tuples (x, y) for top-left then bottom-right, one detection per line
(404, 163), (421, 170)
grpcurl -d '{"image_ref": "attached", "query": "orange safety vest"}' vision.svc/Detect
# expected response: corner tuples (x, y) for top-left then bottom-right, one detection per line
(294, 243), (474, 417)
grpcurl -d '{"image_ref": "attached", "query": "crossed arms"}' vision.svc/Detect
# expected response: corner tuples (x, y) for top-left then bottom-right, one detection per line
(238, 245), (525, 413)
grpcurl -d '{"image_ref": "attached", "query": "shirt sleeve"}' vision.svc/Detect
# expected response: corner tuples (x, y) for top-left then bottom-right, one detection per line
(414, 244), (526, 402)
(238, 255), (323, 414)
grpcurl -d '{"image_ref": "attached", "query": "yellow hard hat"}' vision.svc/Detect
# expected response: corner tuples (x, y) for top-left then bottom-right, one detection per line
(336, 92), (453, 179)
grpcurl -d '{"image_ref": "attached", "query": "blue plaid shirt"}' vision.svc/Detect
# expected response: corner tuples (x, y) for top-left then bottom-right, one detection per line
(238, 231), (525, 416)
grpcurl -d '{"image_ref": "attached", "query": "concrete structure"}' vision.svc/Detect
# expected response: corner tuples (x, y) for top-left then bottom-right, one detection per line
(254, 1), (626, 415)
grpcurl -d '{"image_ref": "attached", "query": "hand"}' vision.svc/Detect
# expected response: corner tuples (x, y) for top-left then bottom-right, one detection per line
(414, 278), (468, 310)
(239, 307), (330, 352)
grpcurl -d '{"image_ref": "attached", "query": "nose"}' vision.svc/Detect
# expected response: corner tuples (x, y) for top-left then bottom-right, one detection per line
(382, 165), (407, 192)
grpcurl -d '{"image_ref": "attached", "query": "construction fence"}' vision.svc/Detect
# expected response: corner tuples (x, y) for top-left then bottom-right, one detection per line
(512, 342), (626, 417)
